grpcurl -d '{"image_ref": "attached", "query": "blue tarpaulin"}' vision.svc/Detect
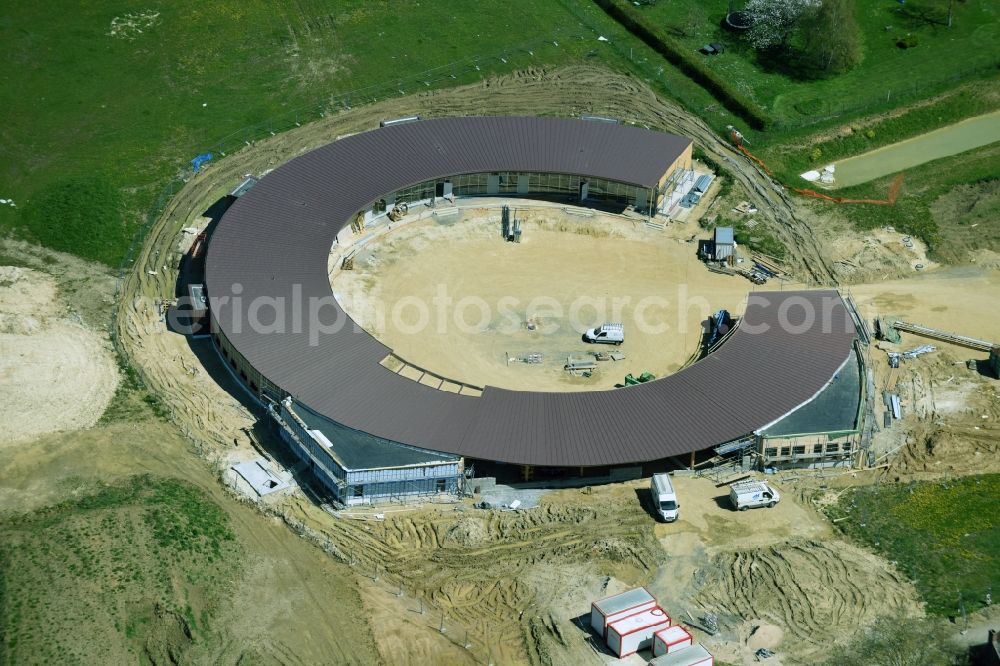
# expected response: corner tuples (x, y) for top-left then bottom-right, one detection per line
(191, 153), (213, 172)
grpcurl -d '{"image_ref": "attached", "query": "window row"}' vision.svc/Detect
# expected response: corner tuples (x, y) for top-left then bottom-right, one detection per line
(764, 441), (854, 458)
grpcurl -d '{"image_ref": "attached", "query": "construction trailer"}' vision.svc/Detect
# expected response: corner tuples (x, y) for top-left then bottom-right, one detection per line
(653, 625), (694, 657)
(712, 227), (734, 261)
(650, 642), (715, 666)
(606, 606), (671, 658)
(271, 398), (463, 506)
(590, 587), (657, 639)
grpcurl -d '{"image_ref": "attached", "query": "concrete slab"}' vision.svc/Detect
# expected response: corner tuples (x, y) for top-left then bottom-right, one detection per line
(232, 459), (292, 497)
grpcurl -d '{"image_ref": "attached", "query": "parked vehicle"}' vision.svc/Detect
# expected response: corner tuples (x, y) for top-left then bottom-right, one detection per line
(584, 322), (624, 345)
(650, 473), (679, 522)
(728, 481), (780, 511)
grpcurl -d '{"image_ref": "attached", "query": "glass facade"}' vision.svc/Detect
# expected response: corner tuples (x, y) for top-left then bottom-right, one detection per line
(387, 171), (654, 211)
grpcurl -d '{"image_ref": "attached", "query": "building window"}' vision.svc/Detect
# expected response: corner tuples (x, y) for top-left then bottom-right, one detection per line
(813, 443), (824, 454)
(826, 443), (839, 453)
(352, 485), (364, 498)
(435, 479), (446, 493)
(780, 447), (790, 457)
(765, 447), (778, 458)
(843, 442), (853, 452)
(792, 445), (806, 456)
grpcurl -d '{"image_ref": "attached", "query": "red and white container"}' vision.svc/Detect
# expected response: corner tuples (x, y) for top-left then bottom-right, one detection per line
(590, 587), (656, 638)
(649, 642), (714, 666)
(652, 625), (693, 656)
(606, 606), (671, 658)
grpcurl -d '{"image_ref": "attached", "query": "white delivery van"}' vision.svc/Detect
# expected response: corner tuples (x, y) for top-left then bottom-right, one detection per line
(651, 473), (680, 522)
(729, 480), (780, 511)
(584, 322), (624, 345)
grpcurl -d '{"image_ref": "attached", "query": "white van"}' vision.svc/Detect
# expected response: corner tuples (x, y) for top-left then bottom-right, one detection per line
(729, 481), (780, 511)
(584, 322), (624, 345)
(650, 473), (679, 522)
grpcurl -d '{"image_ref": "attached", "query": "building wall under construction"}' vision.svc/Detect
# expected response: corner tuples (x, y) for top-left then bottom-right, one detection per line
(380, 169), (675, 215)
(758, 431), (860, 468)
(272, 400), (462, 507)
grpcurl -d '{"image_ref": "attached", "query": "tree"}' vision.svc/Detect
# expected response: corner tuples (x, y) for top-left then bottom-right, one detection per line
(801, 0), (863, 75)
(744, 0), (819, 50)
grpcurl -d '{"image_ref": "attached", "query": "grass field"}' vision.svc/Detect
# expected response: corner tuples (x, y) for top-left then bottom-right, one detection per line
(759, 85), (1000, 180)
(638, 0), (1000, 129)
(0, 475), (241, 664)
(0, 0), (608, 266)
(826, 140), (1000, 257)
(1, 0), (996, 269)
(827, 474), (1000, 616)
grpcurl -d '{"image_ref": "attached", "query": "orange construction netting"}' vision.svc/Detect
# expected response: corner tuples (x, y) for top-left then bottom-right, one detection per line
(729, 131), (903, 205)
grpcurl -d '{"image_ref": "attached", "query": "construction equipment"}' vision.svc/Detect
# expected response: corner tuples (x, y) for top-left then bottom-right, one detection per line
(189, 231), (208, 259)
(501, 205), (522, 242)
(892, 320), (996, 352)
(565, 356), (597, 372)
(351, 211), (366, 234)
(387, 201), (408, 222)
(341, 250), (356, 270)
(902, 344), (935, 360)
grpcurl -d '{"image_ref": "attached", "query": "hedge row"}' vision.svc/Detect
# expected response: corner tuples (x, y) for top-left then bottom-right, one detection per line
(593, 0), (772, 130)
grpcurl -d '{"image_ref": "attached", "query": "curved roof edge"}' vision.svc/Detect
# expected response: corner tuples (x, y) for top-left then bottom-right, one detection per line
(205, 117), (855, 466)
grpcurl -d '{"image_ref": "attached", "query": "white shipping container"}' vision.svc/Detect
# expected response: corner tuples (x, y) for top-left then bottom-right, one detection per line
(653, 625), (693, 656)
(590, 587), (656, 637)
(607, 606), (671, 657)
(649, 642), (714, 666)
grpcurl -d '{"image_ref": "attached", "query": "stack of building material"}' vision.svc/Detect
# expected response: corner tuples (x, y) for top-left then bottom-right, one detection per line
(649, 642), (715, 666)
(652, 625), (693, 657)
(606, 606), (671, 658)
(590, 588), (656, 639)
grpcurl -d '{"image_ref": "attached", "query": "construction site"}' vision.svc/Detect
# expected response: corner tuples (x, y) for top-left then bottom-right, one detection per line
(5, 65), (998, 665)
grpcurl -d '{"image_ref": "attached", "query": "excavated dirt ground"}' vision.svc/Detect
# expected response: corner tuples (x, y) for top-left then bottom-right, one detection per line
(334, 209), (751, 391)
(0, 263), (118, 442)
(108, 65), (1000, 665)
(269, 474), (926, 666)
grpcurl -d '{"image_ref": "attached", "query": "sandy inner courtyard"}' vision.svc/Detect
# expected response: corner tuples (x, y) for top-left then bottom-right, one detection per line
(333, 207), (752, 392)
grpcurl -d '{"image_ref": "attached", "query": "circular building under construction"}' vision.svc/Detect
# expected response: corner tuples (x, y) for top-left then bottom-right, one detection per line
(203, 116), (868, 506)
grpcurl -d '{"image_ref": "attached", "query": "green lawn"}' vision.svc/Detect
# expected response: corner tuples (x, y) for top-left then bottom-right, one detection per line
(823, 139), (999, 256)
(638, 0), (1000, 131)
(0, 1), (604, 266)
(1, 0), (996, 268)
(826, 474), (1000, 616)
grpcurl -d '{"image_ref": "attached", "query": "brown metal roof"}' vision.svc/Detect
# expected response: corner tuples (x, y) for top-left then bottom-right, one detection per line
(205, 117), (855, 466)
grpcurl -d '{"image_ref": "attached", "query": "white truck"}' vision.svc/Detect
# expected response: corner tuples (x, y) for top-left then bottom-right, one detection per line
(729, 480), (780, 511)
(584, 322), (624, 345)
(650, 473), (679, 522)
